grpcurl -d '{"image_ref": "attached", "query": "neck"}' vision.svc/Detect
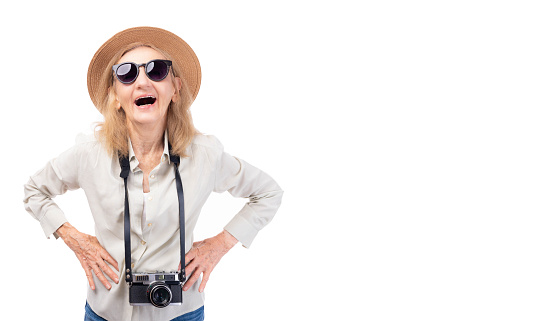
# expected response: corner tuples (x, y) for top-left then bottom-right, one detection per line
(127, 121), (166, 158)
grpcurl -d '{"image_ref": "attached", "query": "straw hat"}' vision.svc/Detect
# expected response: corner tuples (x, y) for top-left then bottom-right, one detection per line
(87, 26), (201, 112)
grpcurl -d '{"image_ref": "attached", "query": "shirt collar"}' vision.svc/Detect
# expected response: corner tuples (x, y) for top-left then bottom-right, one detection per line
(127, 130), (171, 172)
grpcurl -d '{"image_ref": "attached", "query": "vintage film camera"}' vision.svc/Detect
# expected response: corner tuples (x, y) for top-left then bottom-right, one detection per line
(129, 271), (182, 307)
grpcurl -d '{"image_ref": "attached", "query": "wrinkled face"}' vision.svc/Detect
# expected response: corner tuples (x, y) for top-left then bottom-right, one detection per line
(113, 46), (180, 130)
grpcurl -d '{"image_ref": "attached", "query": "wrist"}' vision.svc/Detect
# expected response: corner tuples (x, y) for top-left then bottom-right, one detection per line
(221, 230), (238, 251)
(55, 222), (75, 239)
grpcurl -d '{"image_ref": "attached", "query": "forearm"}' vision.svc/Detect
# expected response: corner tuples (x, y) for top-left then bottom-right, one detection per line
(23, 147), (81, 239)
(216, 155), (283, 248)
(224, 187), (284, 248)
(23, 177), (69, 239)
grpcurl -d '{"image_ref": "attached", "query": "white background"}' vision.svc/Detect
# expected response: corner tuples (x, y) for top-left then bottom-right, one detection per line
(1, 0), (537, 320)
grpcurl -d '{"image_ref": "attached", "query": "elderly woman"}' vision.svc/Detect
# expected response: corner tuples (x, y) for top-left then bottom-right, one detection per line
(23, 27), (283, 321)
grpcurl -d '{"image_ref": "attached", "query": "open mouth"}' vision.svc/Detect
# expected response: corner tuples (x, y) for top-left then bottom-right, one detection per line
(135, 96), (156, 107)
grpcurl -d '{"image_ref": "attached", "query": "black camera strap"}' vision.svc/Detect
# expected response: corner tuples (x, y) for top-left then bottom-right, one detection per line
(119, 155), (132, 283)
(119, 144), (187, 285)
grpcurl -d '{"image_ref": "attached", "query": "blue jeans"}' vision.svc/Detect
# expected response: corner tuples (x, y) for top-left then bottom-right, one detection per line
(84, 302), (204, 321)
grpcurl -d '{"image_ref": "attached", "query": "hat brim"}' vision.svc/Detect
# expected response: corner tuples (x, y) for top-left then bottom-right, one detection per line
(87, 26), (201, 112)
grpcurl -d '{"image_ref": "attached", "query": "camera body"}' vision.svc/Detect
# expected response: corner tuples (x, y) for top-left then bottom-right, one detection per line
(129, 271), (182, 308)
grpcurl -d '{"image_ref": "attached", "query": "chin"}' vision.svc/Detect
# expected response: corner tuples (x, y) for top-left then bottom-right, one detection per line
(131, 110), (167, 126)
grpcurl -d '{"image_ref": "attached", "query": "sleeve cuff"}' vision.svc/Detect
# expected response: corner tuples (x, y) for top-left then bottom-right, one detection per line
(224, 206), (260, 249)
(39, 209), (68, 239)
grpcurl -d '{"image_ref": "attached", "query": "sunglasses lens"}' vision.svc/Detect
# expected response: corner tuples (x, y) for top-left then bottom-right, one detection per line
(146, 60), (169, 81)
(116, 63), (137, 83)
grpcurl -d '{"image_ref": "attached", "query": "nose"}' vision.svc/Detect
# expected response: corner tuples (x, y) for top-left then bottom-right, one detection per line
(134, 66), (151, 87)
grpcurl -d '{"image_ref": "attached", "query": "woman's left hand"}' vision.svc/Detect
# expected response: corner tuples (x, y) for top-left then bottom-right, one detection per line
(181, 230), (238, 292)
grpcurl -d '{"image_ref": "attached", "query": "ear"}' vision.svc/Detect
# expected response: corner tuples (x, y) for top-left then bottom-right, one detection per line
(171, 77), (182, 103)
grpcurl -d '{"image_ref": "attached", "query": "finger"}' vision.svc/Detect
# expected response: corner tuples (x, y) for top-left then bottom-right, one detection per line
(183, 269), (202, 292)
(89, 261), (112, 290)
(76, 252), (96, 290)
(183, 247), (201, 275)
(199, 270), (211, 293)
(84, 235), (118, 272)
(184, 247), (198, 264)
(86, 269), (96, 291)
(178, 258), (191, 274)
(96, 258), (119, 284)
(100, 249), (119, 272)
(185, 258), (198, 276)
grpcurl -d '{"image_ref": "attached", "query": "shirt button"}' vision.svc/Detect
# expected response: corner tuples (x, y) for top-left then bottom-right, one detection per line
(150, 174), (155, 179)
(148, 196), (153, 201)
(148, 223), (152, 227)
(141, 240), (146, 245)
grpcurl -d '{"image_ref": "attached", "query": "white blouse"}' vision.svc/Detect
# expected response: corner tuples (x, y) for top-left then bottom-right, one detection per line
(23, 133), (283, 321)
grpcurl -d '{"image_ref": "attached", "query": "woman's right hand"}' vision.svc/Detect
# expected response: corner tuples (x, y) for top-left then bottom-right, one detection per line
(56, 222), (119, 290)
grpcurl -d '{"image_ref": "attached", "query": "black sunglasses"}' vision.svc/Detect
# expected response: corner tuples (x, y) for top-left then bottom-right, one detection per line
(112, 59), (173, 84)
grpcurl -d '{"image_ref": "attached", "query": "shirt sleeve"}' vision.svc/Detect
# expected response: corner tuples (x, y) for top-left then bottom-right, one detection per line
(212, 138), (284, 248)
(23, 144), (83, 239)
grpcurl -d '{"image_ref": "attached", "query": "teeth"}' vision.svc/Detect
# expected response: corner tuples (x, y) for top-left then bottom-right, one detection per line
(135, 96), (156, 106)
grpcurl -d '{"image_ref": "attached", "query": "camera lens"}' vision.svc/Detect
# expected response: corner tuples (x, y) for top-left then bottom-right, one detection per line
(148, 282), (172, 308)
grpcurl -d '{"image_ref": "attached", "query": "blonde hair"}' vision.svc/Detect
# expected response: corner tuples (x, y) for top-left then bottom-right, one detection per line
(95, 42), (198, 158)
